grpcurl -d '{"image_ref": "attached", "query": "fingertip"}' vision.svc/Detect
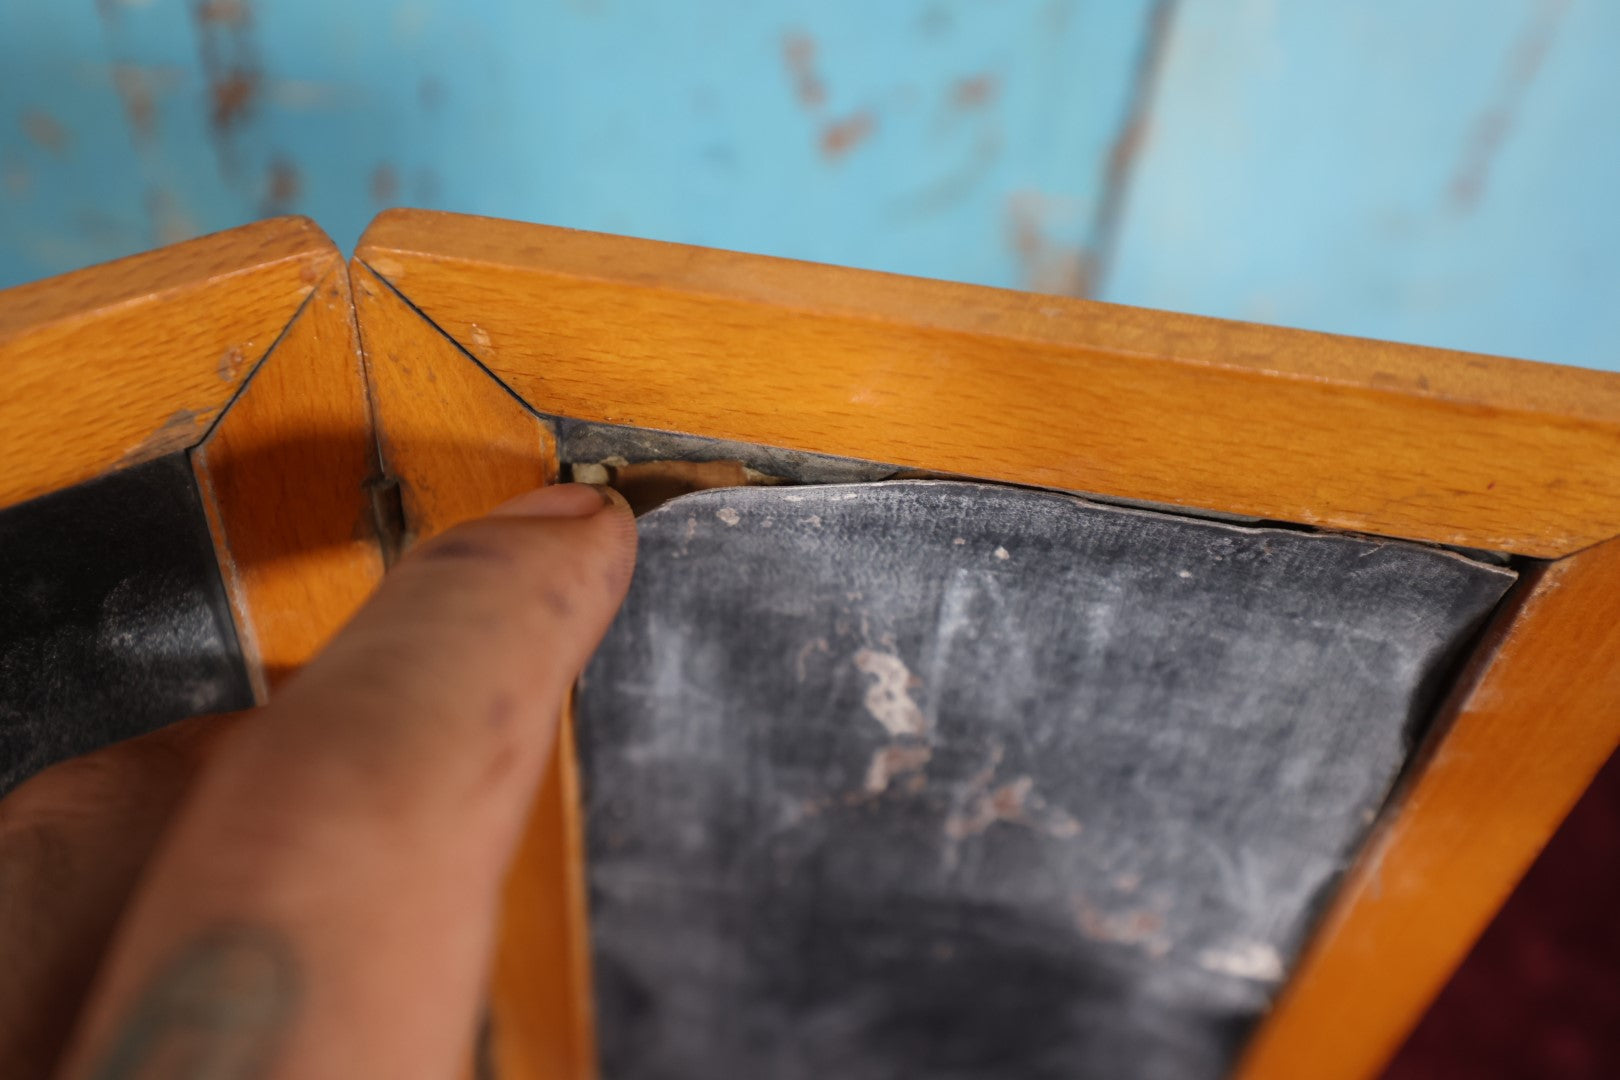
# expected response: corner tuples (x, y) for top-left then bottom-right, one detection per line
(492, 483), (637, 597)
(592, 487), (639, 595)
(490, 482), (615, 519)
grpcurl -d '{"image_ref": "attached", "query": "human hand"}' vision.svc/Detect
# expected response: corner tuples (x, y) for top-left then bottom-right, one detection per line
(0, 483), (636, 1079)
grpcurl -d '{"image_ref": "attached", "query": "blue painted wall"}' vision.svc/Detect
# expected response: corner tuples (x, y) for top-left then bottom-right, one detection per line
(1108, 0), (1620, 371)
(1, 1), (1614, 370)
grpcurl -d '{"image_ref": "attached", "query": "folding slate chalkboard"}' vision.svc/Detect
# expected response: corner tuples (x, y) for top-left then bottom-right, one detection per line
(4, 210), (1620, 1080)
(351, 210), (1620, 1080)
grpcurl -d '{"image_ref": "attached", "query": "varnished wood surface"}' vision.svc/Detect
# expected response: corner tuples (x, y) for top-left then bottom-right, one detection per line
(357, 209), (1620, 558)
(192, 265), (385, 698)
(351, 262), (557, 542)
(1237, 539), (1620, 1080)
(0, 217), (334, 511)
(351, 262), (594, 1080)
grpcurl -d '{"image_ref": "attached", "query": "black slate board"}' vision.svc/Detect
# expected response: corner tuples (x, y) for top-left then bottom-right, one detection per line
(576, 480), (1516, 1080)
(0, 453), (253, 795)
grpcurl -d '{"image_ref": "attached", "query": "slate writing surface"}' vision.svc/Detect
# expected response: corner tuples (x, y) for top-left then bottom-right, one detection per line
(0, 453), (253, 795)
(576, 480), (1516, 1080)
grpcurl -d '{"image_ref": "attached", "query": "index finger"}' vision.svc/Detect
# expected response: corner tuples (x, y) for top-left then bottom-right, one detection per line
(55, 483), (637, 1080)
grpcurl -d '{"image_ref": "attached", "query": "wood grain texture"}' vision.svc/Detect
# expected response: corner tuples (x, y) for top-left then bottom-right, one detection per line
(351, 261), (556, 538)
(192, 265), (385, 698)
(351, 260), (592, 1080)
(1237, 538), (1620, 1080)
(0, 217), (334, 511)
(356, 209), (1620, 558)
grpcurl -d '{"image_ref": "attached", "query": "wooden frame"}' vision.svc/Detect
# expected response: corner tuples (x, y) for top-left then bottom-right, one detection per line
(0, 216), (383, 698)
(8, 210), (1611, 1078)
(351, 209), (1620, 1080)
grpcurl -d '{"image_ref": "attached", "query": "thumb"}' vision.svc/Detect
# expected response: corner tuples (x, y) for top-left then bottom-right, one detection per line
(57, 483), (636, 1080)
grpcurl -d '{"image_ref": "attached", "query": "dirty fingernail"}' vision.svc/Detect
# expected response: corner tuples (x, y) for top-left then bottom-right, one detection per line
(491, 483), (618, 519)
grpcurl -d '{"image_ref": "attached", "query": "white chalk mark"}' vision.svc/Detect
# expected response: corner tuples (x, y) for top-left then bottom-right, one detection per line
(852, 649), (928, 737)
(1197, 942), (1283, 981)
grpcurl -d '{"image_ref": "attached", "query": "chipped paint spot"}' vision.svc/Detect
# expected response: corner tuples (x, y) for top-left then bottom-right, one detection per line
(261, 157), (300, 216)
(20, 110), (69, 155)
(853, 648), (928, 737)
(369, 162), (399, 204)
(1007, 190), (1090, 295)
(1197, 941), (1283, 981)
(1449, 0), (1570, 211)
(1076, 0), (1177, 298)
(109, 64), (180, 143)
(716, 507), (741, 526)
(209, 70), (258, 133)
(951, 73), (998, 110)
(782, 31), (825, 109)
(821, 111), (875, 159)
(865, 743), (932, 794)
(195, 0), (262, 174)
(467, 323), (492, 350)
(196, 0), (250, 24)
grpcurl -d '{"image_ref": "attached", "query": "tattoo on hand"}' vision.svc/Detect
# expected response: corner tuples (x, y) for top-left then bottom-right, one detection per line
(85, 926), (298, 1080)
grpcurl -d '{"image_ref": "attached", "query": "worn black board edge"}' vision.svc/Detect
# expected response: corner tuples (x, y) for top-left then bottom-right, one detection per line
(0, 453), (253, 795)
(546, 411), (1515, 567)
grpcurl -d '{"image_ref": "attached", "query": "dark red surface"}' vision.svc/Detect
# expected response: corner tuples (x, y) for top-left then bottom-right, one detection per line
(1381, 746), (1620, 1080)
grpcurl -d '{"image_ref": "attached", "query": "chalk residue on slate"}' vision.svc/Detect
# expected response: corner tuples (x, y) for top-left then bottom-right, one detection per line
(1197, 941), (1285, 982)
(943, 744), (1084, 852)
(864, 742), (933, 794)
(1073, 893), (1172, 958)
(576, 479), (1517, 1080)
(852, 648), (929, 737)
